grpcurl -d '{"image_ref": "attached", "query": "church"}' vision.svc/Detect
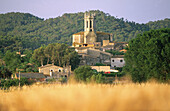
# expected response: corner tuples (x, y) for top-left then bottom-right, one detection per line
(72, 12), (113, 47)
(71, 12), (113, 66)
(71, 12), (127, 66)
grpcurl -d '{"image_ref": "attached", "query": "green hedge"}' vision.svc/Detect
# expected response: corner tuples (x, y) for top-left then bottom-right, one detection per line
(0, 78), (35, 90)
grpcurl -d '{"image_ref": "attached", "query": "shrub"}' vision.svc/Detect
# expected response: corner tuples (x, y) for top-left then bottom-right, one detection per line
(74, 65), (95, 82)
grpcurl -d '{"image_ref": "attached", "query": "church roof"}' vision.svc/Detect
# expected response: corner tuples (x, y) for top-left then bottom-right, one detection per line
(73, 31), (111, 35)
(73, 32), (84, 35)
(96, 31), (111, 35)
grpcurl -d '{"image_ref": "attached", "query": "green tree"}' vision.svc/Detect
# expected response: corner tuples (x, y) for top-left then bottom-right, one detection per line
(33, 43), (79, 70)
(32, 47), (45, 66)
(69, 51), (80, 70)
(74, 65), (95, 82)
(3, 50), (21, 72)
(124, 28), (170, 83)
(0, 65), (12, 78)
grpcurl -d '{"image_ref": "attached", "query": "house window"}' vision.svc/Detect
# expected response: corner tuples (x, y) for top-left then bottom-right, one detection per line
(120, 60), (123, 62)
(90, 29), (92, 32)
(59, 69), (61, 72)
(112, 60), (114, 62)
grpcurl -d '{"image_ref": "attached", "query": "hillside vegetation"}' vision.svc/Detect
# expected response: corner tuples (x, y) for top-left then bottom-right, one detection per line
(0, 10), (170, 52)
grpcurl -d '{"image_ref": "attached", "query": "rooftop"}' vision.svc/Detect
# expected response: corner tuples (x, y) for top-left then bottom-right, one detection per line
(39, 64), (63, 69)
(16, 73), (45, 79)
(73, 31), (111, 35)
(112, 55), (124, 58)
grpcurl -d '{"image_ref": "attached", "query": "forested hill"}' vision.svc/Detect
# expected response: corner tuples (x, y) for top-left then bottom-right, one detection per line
(0, 10), (170, 52)
(0, 12), (43, 35)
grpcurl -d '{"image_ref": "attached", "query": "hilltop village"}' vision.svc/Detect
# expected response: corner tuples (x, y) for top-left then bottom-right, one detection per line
(0, 11), (169, 87)
(8, 13), (128, 81)
(9, 12), (128, 82)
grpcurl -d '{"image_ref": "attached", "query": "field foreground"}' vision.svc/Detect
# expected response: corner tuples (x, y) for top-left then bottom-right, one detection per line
(0, 83), (170, 111)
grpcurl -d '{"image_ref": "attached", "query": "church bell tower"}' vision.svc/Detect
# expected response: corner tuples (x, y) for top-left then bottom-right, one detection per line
(84, 12), (97, 44)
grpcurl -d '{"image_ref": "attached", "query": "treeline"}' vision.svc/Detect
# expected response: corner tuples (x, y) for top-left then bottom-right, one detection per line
(0, 10), (170, 53)
(0, 43), (79, 78)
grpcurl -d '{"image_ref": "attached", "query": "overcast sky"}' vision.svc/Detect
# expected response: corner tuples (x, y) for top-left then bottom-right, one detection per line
(0, 0), (170, 23)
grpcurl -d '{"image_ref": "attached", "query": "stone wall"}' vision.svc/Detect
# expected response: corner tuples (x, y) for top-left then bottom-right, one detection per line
(100, 53), (111, 65)
(78, 49), (111, 66)
(87, 49), (100, 57)
(84, 55), (100, 65)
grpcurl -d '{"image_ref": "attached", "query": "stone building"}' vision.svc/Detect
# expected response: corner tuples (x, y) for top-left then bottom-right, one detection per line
(39, 64), (71, 78)
(72, 12), (113, 47)
(77, 48), (112, 66)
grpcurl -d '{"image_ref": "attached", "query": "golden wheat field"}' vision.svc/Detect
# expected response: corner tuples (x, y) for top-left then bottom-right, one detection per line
(0, 83), (170, 111)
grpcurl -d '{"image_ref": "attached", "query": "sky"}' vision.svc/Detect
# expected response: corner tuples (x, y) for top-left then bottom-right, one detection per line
(0, 0), (170, 23)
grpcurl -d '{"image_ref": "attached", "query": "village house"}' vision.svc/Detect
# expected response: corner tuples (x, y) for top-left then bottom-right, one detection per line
(39, 64), (71, 78)
(111, 55), (125, 68)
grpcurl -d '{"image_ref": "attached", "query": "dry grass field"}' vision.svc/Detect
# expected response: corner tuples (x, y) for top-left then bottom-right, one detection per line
(0, 83), (170, 111)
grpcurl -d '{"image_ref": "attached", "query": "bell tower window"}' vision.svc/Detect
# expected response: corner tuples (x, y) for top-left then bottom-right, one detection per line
(90, 20), (92, 28)
(87, 21), (88, 28)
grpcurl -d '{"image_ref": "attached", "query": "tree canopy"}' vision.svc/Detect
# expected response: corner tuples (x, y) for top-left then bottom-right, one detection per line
(32, 43), (80, 70)
(124, 28), (170, 83)
(74, 65), (95, 82)
(74, 65), (106, 83)
(0, 43), (80, 78)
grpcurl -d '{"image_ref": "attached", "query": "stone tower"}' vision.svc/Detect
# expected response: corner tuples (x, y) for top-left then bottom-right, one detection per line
(84, 12), (97, 44)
